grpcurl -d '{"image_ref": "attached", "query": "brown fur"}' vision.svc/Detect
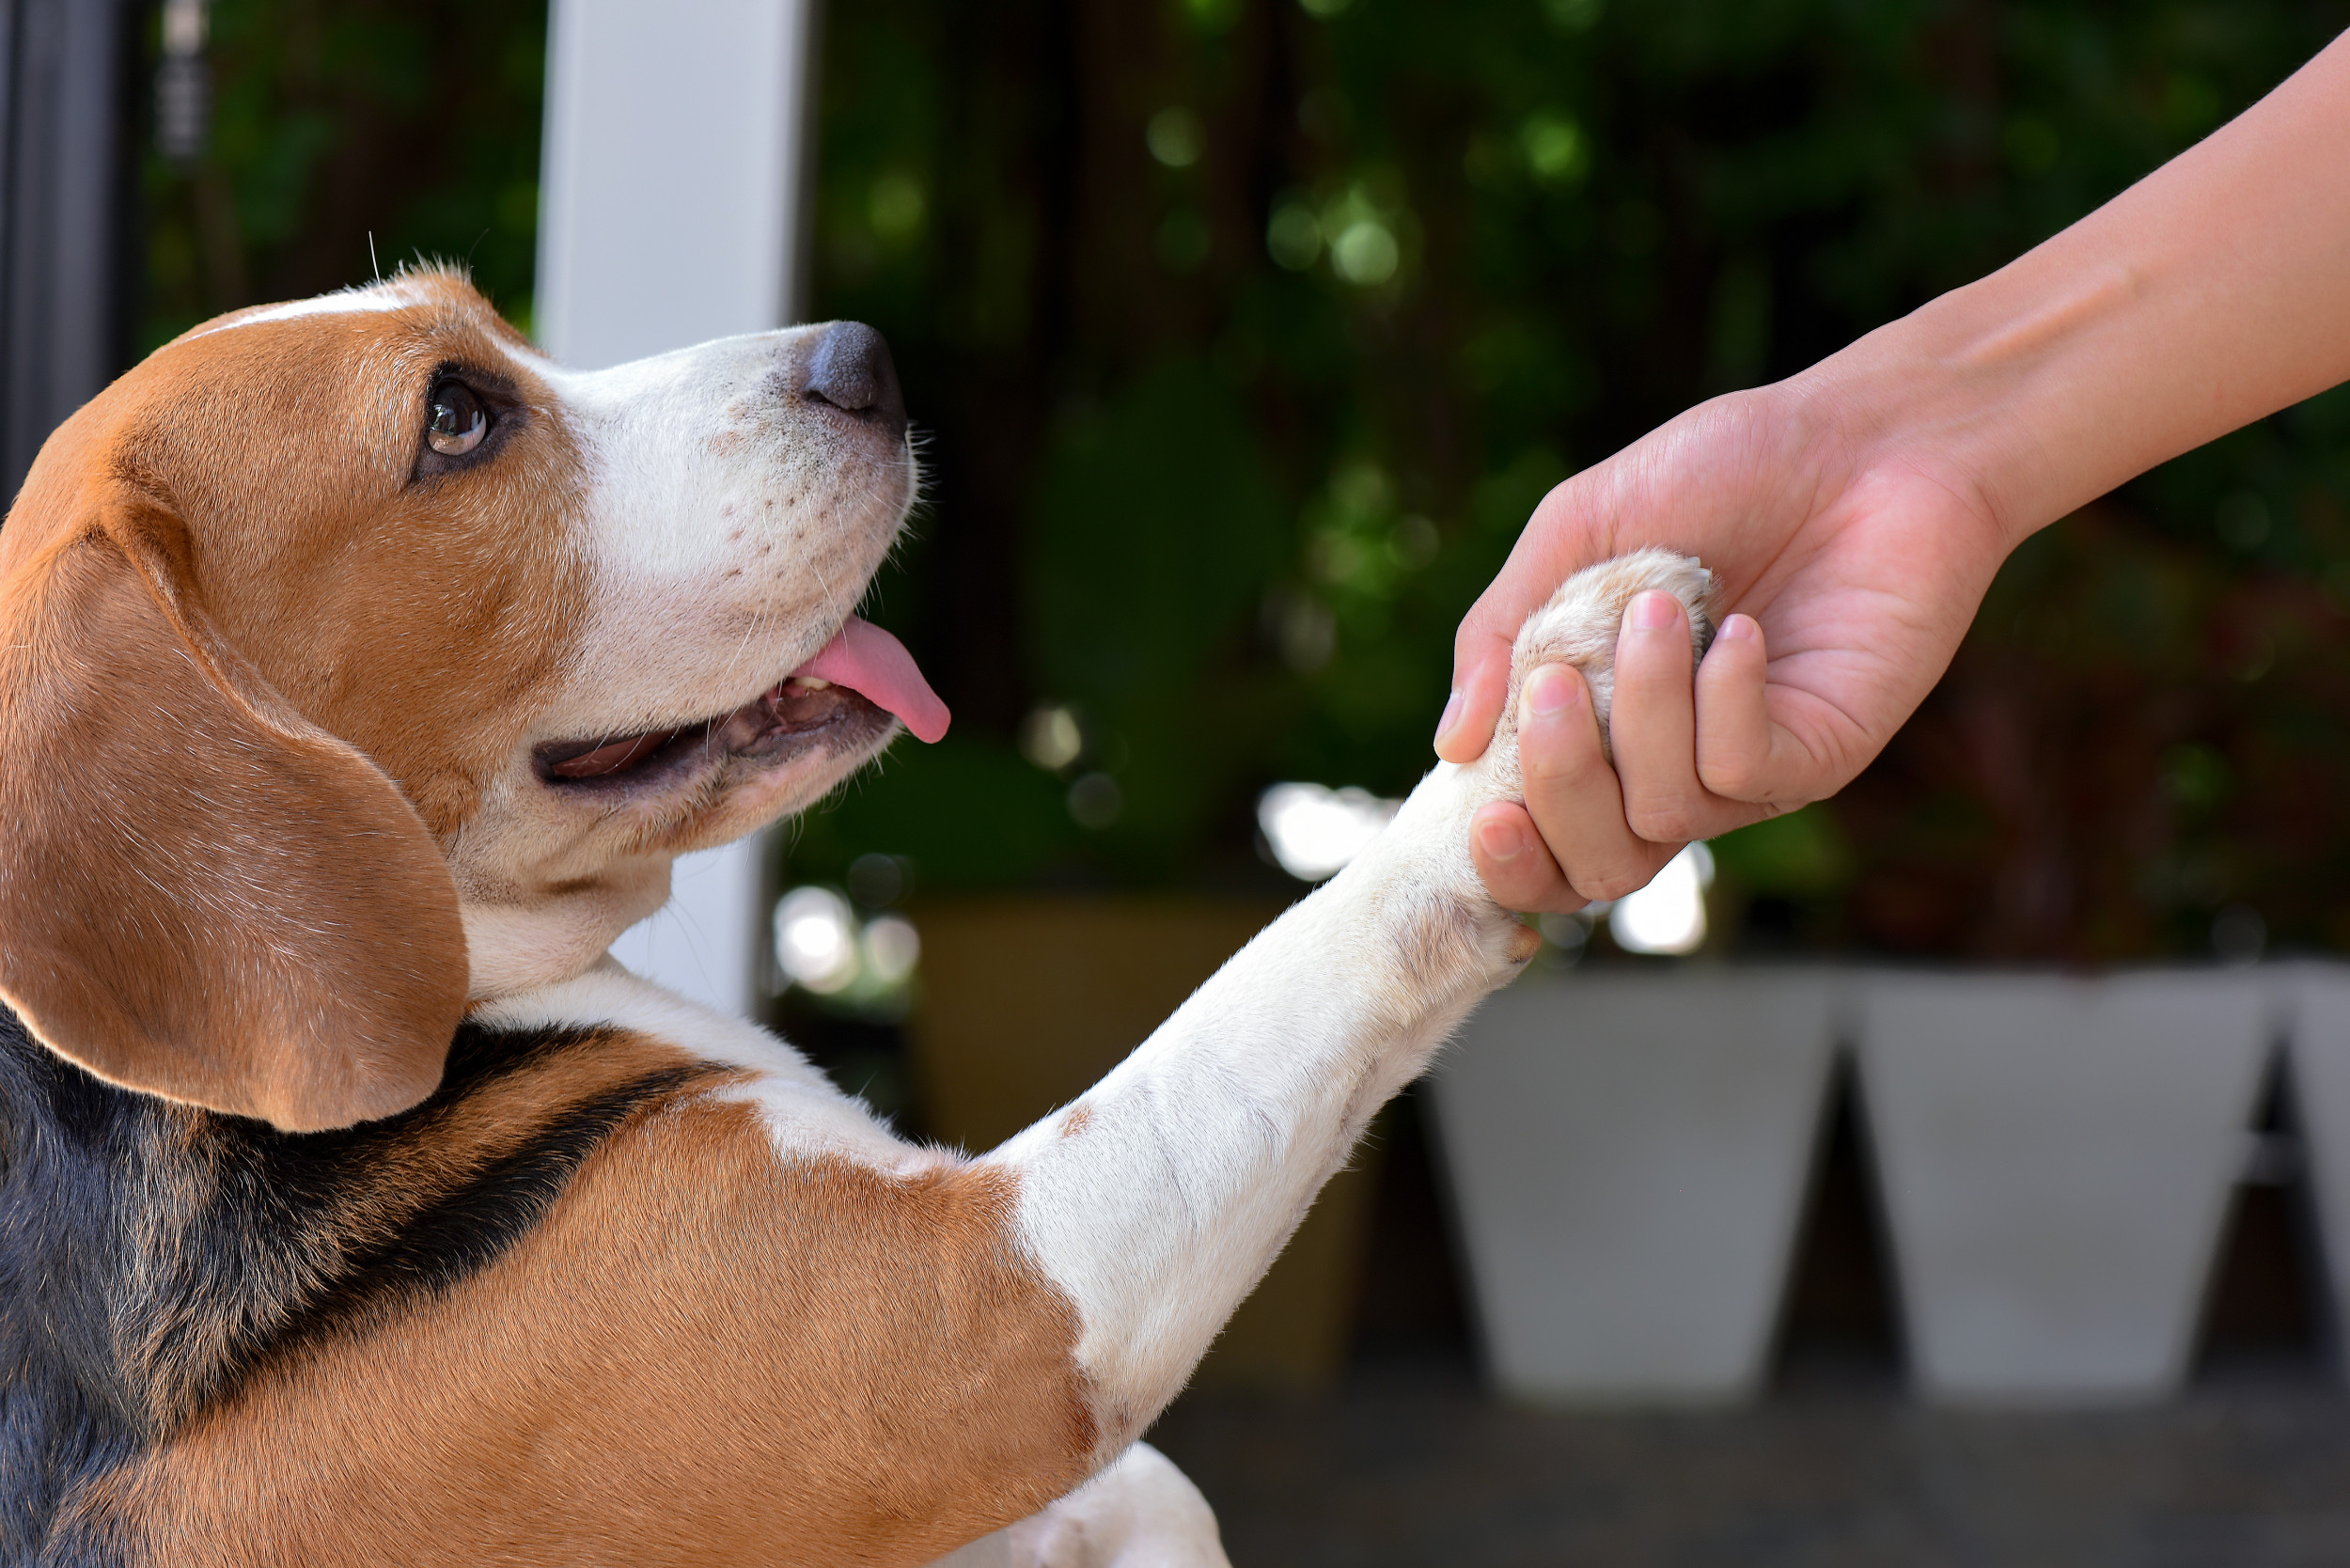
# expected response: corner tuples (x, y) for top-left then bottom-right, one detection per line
(2, 275), (1091, 1560)
(0, 274), (588, 1128)
(94, 1097), (1095, 1567)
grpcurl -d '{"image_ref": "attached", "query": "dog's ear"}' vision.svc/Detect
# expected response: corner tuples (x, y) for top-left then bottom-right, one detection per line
(0, 481), (468, 1130)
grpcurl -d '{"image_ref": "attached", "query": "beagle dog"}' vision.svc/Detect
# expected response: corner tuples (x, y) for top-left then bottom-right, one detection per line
(0, 267), (1716, 1566)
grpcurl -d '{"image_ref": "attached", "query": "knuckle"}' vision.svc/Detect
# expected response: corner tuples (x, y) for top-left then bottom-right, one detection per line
(1624, 804), (1698, 843)
(1578, 869), (1652, 903)
(1519, 729), (1605, 789)
(1696, 757), (1762, 799)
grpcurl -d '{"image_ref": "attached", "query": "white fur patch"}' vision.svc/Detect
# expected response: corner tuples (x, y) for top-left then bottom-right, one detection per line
(987, 549), (1720, 1448)
(184, 282), (433, 338)
(472, 957), (942, 1177)
(929, 1443), (1228, 1567)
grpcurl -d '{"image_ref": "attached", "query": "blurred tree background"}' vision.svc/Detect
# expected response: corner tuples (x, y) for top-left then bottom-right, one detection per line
(137, 0), (544, 350)
(140, 0), (2350, 964)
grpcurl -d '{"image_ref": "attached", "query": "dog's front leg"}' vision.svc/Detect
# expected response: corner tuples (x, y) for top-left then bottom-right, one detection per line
(985, 548), (1717, 1459)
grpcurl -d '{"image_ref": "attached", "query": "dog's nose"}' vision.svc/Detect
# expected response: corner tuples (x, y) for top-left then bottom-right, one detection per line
(800, 322), (906, 443)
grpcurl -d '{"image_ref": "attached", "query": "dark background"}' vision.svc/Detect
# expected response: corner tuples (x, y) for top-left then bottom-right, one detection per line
(102, 0), (2350, 970)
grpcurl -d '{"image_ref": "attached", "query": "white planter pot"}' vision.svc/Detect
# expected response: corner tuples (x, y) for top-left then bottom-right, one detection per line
(2275, 962), (2350, 1371)
(1856, 971), (2269, 1404)
(1431, 968), (1837, 1405)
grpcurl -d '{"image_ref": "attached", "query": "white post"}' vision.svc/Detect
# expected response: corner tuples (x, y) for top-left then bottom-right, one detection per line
(535, 0), (820, 1015)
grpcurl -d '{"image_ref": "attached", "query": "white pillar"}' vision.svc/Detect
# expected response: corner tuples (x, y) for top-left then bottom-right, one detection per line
(536, 0), (819, 1015)
(538, 0), (819, 365)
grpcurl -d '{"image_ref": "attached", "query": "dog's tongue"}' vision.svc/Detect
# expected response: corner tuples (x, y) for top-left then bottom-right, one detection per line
(792, 618), (950, 744)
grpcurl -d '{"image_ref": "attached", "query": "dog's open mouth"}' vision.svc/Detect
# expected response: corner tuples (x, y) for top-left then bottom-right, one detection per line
(532, 617), (950, 789)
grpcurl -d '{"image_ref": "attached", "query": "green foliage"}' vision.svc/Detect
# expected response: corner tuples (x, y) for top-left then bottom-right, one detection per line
(796, 0), (2350, 963)
(136, 0), (2350, 958)
(139, 0), (545, 351)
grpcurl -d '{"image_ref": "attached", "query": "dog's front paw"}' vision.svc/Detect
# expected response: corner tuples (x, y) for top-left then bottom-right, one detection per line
(1364, 549), (1721, 981)
(1480, 546), (1721, 797)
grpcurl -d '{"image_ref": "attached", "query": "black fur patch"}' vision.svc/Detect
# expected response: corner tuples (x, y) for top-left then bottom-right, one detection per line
(0, 1004), (703, 1562)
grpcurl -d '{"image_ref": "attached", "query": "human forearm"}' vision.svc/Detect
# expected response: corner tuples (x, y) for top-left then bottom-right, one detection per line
(1819, 28), (2350, 549)
(1446, 31), (2350, 912)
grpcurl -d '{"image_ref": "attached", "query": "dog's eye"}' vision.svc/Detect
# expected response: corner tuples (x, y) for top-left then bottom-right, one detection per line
(425, 381), (488, 456)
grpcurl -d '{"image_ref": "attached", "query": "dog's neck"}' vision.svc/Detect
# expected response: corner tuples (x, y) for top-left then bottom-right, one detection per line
(455, 853), (674, 1000)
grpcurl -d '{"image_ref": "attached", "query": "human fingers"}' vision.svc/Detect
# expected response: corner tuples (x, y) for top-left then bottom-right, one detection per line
(1691, 613), (1781, 801)
(1514, 661), (1681, 902)
(1606, 597), (1792, 843)
(1468, 801), (1585, 913)
(1434, 639), (1512, 765)
(1440, 456), (1643, 762)
(1607, 591), (1706, 844)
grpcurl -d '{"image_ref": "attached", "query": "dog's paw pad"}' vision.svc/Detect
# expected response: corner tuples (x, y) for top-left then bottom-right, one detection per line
(1506, 548), (1720, 757)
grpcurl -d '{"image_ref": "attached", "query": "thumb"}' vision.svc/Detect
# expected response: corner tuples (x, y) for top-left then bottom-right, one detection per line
(1434, 628), (1513, 763)
(1437, 476), (1622, 763)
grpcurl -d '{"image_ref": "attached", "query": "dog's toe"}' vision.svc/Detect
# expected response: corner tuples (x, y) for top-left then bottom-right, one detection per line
(1505, 546), (1720, 757)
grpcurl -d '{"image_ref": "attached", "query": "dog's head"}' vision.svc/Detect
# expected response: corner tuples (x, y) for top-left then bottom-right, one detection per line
(0, 269), (943, 1130)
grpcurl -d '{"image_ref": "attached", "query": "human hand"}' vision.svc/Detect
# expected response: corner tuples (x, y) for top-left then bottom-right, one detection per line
(1436, 380), (2016, 913)
(1434, 29), (2350, 916)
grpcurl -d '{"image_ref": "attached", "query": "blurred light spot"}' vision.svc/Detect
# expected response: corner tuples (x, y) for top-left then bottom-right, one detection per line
(1268, 201), (1323, 270)
(862, 914), (922, 987)
(846, 852), (908, 909)
(1536, 909), (1591, 969)
(2216, 490), (2271, 550)
(1069, 772), (1123, 829)
(1332, 458), (1391, 515)
(1183, 0), (1241, 32)
(1021, 704), (1085, 771)
(1147, 107), (1203, 168)
(1519, 112), (1588, 185)
(1330, 219), (1399, 285)
(1277, 594), (1337, 671)
(1300, 0), (1353, 16)
(1388, 514), (1440, 569)
(775, 886), (860, 993)
(156, 0), (211, 164)
(869, 172), (926, 243)
(1259, 782), (1399, 881)
(1608, 842), (1715, 956)
(2213, 904), (2266, 965)
(1543, 0), (1603, 31)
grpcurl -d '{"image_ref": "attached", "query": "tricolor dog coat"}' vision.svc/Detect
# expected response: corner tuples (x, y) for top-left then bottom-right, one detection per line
(0, 268), (1716, 1566)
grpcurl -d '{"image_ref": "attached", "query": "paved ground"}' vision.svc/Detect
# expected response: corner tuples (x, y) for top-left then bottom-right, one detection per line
(1151, 1360), (2350, 1568)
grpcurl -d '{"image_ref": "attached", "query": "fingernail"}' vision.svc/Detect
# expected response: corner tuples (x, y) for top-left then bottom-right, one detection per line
(1719, 613), (1758, 642)
(1476, 818), (1522, 863)
(1630, 591), (1680, 632)
(1525, 664), (1578, 720)
(1434, 689), (1464, 745)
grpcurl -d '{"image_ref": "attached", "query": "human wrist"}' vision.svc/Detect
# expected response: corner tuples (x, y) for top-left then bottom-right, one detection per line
(1771, 269), (2106, 557)
(1779, 32), (2350, 555)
